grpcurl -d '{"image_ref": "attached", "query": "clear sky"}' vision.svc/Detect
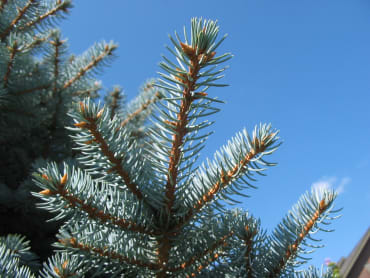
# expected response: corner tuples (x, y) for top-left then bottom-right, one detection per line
(60, 0), (370, 269)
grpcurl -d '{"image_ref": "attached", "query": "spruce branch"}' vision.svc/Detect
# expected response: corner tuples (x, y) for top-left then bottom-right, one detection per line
(70, 100), (144, 200)
(41, 33), (67, 158)
(70, 86), (100, 98)
(14, 84), (50, 95)
(63, 42), (117, 90)
(35, 171), (156, 236)
(0, 0), (8, 12)
(169, 231), (233, 275)
(39, 252), (86, 278)
(242, 225), (257, 278)
(3, 40), (19, 88)
(174, 124), (279, 228)
(50, 35), (65, 92)
(0, 234), (39, 277)
(107, 86), (123, 120)
(264, 188), (339, 277)
(58, 237), (160, 271)
(0, 0), (36, 40)
(21, 0), (72, 31)
(119, 88), (162, 130)
(25, 16), (342, 277)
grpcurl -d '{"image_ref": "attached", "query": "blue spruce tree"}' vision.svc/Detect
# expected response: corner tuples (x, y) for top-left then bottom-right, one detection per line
(1, 1), (340, 277)
(0, 0), (117, 271)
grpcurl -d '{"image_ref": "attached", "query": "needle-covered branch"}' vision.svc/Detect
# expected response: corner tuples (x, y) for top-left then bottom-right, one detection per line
(20, 15), (342, 277)
(174, 124), (279, 225)
(0, 0), (36, 40)
(63, 42), (117, 90)
(58, 237), (160, 271)
(69, 100), (145, 200)
(3, 40), (18, 88)
(21, 0), (72, 31)
(33, 168), (156, 237)
(264, 188), (340, 277)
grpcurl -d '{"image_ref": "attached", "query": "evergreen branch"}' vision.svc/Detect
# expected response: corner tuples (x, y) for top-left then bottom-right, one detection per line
(3, 41), (20, 88)
(185, 253), (224, 278)
(0, 234), (40, 272)
(175, 125), (279, 228)
(156, 236), (171, 276)
(168, 231), (233, 274)
(71, 86), (100, 98)
(74, 101), (144, 200)
(15, 84), (50, 95)
(242, 225), (256, 278)
(41, 35), (65, 158)
(118, 90), (162, 130)
(157, 39), (209, 278)
(0, 0), (8, 12)
(50, 36), (65, 92)
(63, 44), (116, 90)
(268, 199), (331, 277)
(23, 32), (55, 52)
(59, 237), (160, 271)
(38, 173), (156, 236)
(153, 19), (232, 276)
(108, 86), (122, 120)
(193, 140), (268, 211)
(265, 188), (338, 277)
(164, 40), (206, 214)
(21, 0), (71, 30)
(39, 252), (87, 278)
(0, 0), (36, 40)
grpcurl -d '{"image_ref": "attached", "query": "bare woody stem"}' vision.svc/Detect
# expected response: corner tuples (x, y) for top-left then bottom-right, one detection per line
(59, 237), (160, 271)
(268, 199), (330, 277)
(63, 44), (116, 90)
(0, 0), (36, 40)
(39, 174), (156, 236)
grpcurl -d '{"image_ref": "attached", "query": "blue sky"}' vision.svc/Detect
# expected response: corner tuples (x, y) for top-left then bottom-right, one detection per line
(60, 0), (370, 269)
